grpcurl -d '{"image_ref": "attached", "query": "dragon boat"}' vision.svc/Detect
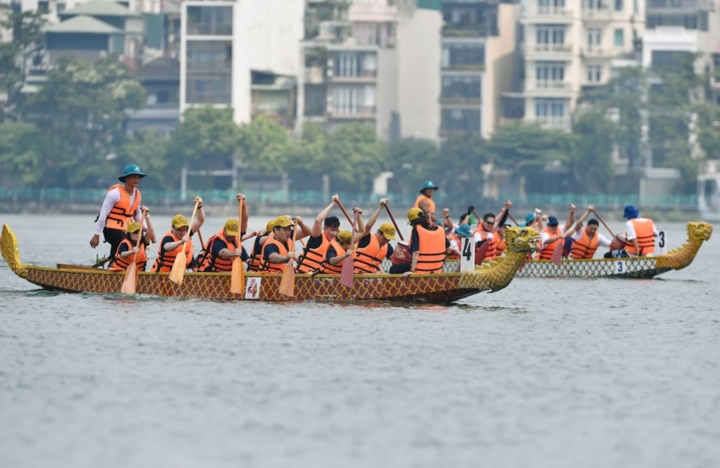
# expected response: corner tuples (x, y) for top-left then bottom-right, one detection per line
(1, 223), (539, 304)
(513, 221), (712, 279)
(421, 221), (711, 279)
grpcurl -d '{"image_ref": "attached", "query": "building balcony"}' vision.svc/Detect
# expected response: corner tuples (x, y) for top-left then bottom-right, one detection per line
(442, 63), (485, 72)
(534, 116), (571, 131)
(525, 81), (573, 97)
(581, 8), (613, 22)
(440, 97), (482, 106)
(327, 71), (377, 83)
(328, 106), (376, 119)
(348, 3), (398, 23)
(521, 7), (573, 24)
(524, 43), (573, 61)
(442, 24), (486, 38)
(580, 47), (614, 59)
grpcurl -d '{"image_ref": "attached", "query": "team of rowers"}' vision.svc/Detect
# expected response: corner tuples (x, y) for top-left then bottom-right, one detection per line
(90, 165), (660, 276)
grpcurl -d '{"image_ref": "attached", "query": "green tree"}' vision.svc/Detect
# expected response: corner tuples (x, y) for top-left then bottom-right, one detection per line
(0, 121), (45, 185)
(237, 115), (291, 173)
(486, 122), (576, 193)
(436, 134), (489, 203)
(26, 56), (145, 187)
(696, 102), (720, 159)
(117, 130), (173, 190)
(572, 111), (615, 193)
(0, 10), (45, 121)
(323, 123), (384, 192)
(385, 138), (439, 196)
(168, 106), (241, 172)
(284, 122), (327, 176)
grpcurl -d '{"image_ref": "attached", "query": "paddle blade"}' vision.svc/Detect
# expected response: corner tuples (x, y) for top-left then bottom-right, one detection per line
(278, 264), (295, 297)
(169, 251), (186, 285)
(551, 241), (563, 266)
(340, 258), (354, 288)
(120, 262), (137, 294)
(230, 258), (244, 294)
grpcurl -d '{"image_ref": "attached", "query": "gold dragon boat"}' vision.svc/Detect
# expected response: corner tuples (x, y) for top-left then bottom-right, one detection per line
(513, 221), (712, 279)
(1, 223), (539, 304)
(423, 221), (711, 279)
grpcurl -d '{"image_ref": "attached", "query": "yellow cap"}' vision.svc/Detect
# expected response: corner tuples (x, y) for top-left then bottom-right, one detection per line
(172, 214), (188, 228)
(407, 207), (424, 224)
(273, 215), (292, 228)
(262, 219), (276, 235)
(127, 221), (141, 233)
(378, 222), (396, 240)
(224, 218), (239, 236)
(336, 230), (352, 246)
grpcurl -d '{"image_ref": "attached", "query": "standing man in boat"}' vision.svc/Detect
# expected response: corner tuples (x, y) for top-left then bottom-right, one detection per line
(617, 205), (658, 257)
(415, 180), (439, 224)
(152, 196), (206, 272)
(90, 164), (146, 262)
(390, 207), (448, 275)
(353, 198), (396, 274)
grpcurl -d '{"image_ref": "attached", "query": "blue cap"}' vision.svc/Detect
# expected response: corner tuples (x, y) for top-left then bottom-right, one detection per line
(119, 164), (147, 182)
(547, 216), (559, 226)
(419, 180), (439, 193)
(524, 213), (535, 226)
(454, 223), (472, 238)
(623, 205), (639, 219)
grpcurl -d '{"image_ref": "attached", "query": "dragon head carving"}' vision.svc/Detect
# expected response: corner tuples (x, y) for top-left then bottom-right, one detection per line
(503, 226), (540, 255)
(687, 221), (713, 243)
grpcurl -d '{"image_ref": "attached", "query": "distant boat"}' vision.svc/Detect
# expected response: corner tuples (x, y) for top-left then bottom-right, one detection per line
(698, 160), (720, 223)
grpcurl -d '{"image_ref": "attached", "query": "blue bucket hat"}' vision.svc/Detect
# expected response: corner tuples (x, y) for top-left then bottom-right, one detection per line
(119, 164), (147, 182)
(419, 180), (439, 193)
(454, 223), (472, 238)
(524, 213), (535, 226)
(623, 205), (639, 219)
(547, 216), (559, 226)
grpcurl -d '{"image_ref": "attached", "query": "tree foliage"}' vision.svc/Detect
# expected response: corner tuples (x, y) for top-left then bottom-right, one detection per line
(25, 56), (145, 187)
(571, 110), (614, 193)
(168, 106), (241, 170)
(237, 115), (291, 174)
(385, 138), (439, 195)
(0, 121), (45, 185)
(323, 123), (384, 192)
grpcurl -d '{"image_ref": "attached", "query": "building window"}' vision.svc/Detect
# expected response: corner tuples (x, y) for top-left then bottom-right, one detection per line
(614, 28), (624, 46)
(536, 62), (565, 84)
(334, 52), (376, 78)
(536, 26), (566, 49)
(441, 109), (481, 132)
(614, 0), (623, 11)
(442, 75), (482, 100)
(587, 28), (602, 50)
(535, 99), (565, 125)
(442, 43), (485, 69)
(333, 86), (375, 115)
(186, 6), (233, 36)
(587, 65), (602, 83)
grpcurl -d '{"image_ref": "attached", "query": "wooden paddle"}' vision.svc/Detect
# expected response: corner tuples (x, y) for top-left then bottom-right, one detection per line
(340, 210), (357, 288)
(384, 203), (405, 242)
(121, 213), (145, 294)
(230, 199), (245, 294)
(591, 208), (624, 250)
(169, 201), (199, 285)
(278, 220), (298, 297)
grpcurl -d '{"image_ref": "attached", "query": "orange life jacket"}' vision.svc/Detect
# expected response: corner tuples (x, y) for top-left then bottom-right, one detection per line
(246, 234), (269, 272)
(414, 194), (436, 218)
(472, 226), (498, 261)
(318, 239), (347, 274)
(297, 234), (331, 273)
(625, 219), (655, 256)
(354, 234), (388, 274)
(569, 229), (599, 259)
(539, 227), (562, 260)
(152, 230), (193, 272)
(447, 232), (461, 259)
(109, 237), (148, 271)
(195, 229), (238, 272)
(104, 184), (142, 232)
(415, 225), (446, 274)
(259, 236), (290, 274)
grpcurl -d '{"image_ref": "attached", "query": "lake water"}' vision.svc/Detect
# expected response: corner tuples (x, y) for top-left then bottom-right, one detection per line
(1, 214), (719, 468)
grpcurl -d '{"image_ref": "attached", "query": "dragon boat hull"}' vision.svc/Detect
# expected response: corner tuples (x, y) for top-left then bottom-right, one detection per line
(1, 223), (540, 304)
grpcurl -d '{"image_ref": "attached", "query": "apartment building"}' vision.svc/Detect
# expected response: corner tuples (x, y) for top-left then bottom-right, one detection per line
(297, 0), (442, 142)
(179, 0), (303, 125)
(519, 0), (646, 131)
(441, 0), (518, 139)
